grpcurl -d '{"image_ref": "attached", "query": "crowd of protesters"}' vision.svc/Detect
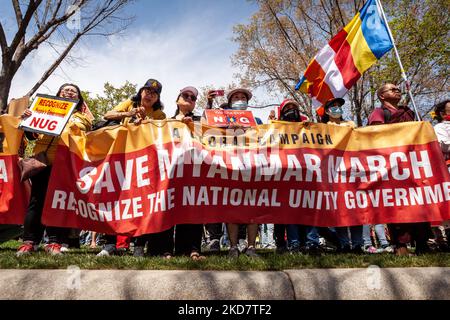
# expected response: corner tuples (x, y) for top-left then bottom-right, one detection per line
(7, 79), (450, 259)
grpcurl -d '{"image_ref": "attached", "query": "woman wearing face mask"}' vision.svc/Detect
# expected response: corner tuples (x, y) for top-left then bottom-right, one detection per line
(320, 98), (356, 128)
(224, 88), (262, 258)
(17, 83), (92, 256)
(225, 88), (263, 125)
(320, 98), (364, 253)
(277, 100), (323, 255)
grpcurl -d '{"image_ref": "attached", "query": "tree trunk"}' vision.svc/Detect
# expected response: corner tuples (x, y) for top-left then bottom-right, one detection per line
(0, 66), (13, 114)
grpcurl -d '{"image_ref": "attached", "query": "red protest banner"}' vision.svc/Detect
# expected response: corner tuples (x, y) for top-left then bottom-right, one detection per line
(41, 121), (450, 236)
(0, 115), (29, 224)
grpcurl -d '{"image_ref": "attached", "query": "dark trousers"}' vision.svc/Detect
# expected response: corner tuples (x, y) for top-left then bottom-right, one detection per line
(238, 224), (247, 240)
(23, 167), (63, 244)
(274, 224), (287, 248)
(0, 225), (23, 244)
(388, 222), (431, 251)
(175, 224), (203, 255)
(135, 227), (174, 256)
(205, 223), (222, 241)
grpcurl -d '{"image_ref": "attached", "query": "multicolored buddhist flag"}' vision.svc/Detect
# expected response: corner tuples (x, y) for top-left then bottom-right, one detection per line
(295, 0), (393, 110)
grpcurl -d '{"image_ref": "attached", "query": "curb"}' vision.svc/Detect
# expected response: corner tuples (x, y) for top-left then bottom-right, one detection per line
(0, 268), (448, 300)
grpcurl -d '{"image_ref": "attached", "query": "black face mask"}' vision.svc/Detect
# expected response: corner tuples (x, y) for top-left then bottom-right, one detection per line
(280, 108), (301, 122)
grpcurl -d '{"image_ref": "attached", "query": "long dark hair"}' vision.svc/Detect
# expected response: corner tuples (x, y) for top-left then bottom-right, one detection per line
(131, 87), (164, 111)
(56, 83), (84, 111)
(433, 99), (450, 122)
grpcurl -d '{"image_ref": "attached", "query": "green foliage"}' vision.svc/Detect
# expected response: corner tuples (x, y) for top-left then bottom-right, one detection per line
(83, 81), (138, 121)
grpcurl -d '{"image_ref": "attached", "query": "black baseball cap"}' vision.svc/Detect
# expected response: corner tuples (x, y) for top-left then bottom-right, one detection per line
(142, 79), (162, 94)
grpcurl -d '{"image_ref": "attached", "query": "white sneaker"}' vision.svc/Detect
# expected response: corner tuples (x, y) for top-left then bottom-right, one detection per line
(237, 239), (248, 253)
(381, 245), (394, 253)
(97, 249), (111, 257)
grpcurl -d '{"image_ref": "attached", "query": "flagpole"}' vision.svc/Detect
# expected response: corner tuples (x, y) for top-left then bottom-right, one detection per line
(375, 0), (421, 121)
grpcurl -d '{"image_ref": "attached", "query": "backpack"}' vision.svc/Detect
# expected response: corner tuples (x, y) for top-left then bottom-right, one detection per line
(92, 119), (121, 131)
(382, 107), (391, 123)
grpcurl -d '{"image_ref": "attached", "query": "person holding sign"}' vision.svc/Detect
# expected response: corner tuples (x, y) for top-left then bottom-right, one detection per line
(320, 98), (363, 254)
(17, 83), (92, 256)
(225, 88), (261, 259)
(224, 88), (263, 125)
(103, 78), (166, 125)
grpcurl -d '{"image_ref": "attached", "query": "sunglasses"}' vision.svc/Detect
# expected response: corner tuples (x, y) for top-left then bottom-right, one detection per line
(182, 93), (197, 101)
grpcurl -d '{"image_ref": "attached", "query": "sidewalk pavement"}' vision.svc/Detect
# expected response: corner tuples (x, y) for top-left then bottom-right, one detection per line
(0, 268), (448, 300)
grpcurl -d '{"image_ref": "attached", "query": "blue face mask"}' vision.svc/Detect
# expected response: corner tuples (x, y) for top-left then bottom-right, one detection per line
(327, 106), (343, 118)
(231, 100), (248, 110)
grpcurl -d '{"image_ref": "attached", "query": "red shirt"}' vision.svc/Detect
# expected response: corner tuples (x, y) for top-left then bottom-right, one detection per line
(368, 104), (415, 125)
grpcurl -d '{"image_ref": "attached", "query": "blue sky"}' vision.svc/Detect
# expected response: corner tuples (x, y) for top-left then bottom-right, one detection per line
(3, 0), (275, 120)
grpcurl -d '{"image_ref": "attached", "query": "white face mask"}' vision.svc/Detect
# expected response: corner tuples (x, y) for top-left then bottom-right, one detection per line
(231, 100), (248, 110)
(327, 106), (343, 119)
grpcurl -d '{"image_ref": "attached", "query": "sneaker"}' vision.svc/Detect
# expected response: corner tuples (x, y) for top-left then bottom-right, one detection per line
(16, 241), (37, 257)
(364, 245), (379, 254)
(60, 244), (70, 253)
(381, 245), (394, 253)
(133, 246), (145, 257)
(44, 243), (63, 255)
(205, 239), (220, 252)
(244, 246), (260, 258)
(97, 244), (116, 257)
(288, 245), (301, 254)
(237, 239), (247, 253)
(228, 246), (240, 259)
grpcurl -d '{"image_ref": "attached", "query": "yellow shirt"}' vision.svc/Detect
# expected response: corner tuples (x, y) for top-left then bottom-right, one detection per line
(33, 111), (92, 165)
(113, 99), (166, 125)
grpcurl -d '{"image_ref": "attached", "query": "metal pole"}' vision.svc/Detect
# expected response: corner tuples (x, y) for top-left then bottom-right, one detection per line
(375, 0), (421, 121)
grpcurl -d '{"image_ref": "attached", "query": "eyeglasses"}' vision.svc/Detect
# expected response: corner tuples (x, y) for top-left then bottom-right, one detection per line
(61, 88), (78, 94)
(182, 93), (197, 102)
(381, 87), (401, 94)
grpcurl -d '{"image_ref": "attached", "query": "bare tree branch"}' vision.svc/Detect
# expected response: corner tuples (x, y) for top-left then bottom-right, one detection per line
(26, 31), (82, 96)
(9, 0), (43, 54)
(1, 0), (135, 112)
(26, 0), (133, 96)
(11, 0), (24, 27)
(0, 22), (7, 54)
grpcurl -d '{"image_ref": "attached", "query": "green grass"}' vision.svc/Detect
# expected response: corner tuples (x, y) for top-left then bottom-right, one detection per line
(1, 240), (449, 270)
